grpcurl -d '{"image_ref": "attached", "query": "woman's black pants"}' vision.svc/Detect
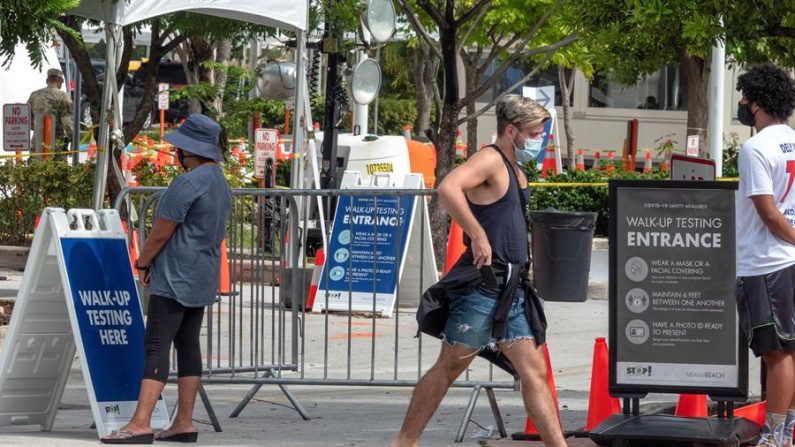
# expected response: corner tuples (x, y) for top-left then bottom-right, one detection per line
(143, 294), (205, 382)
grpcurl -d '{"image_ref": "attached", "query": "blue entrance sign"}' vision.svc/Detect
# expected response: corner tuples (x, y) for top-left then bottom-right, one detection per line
(315, 193), (416, 316)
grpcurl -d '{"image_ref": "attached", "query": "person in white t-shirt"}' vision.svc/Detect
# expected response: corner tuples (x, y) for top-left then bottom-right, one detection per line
(735, 64), (795, 447)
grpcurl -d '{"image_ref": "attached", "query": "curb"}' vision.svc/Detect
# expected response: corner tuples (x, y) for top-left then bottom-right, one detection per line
(588, 281), (608, 300)
(0, 246), (29, 272)
(592, 237), (608, 250)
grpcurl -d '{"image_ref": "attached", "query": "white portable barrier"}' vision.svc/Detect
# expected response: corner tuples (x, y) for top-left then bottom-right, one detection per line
(0, 208), (169, 438)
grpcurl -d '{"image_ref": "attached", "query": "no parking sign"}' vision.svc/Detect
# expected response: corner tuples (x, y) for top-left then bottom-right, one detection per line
(3, 103), (31, 151)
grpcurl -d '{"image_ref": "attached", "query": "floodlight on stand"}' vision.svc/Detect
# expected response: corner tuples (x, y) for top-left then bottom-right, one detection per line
(350, 58), (381, 105)
(257, 61), (297, 100)
(363, 0), (396, 43)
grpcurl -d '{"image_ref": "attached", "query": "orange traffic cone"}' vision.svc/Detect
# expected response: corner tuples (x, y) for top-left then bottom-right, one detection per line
(120, 146), (128, 172)
(121, 221), (140, 278)
(218, 239), (232, 296)
(576, 149), (585, 171)
(643, 150), (653, 173)
(585, 337), (622, 431)
(735, 401), (766, 427)
(592, 151), (602, 171)
(675, 394), (708, 418)
(455, 130), (466, 158)
(512, 344), (563, 440)
(540, 144), (557, 178)
(606, 150), (615, 172)
(445, 220), (466, 274)
(305, 248), (325, 310)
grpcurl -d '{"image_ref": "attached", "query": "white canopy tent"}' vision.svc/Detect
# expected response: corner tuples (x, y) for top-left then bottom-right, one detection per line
(67, 0), (310, 209)
(71, 0), (307, 33)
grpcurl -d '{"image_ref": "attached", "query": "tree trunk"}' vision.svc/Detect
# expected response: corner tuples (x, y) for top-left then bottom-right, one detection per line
(429, 22), (461, 272)
(430, 103), (460, 272)
(178, 38), (215, 114)
(213, 40), (233, 116)
(410, 44), (435, 136)
(558, 66), (576, 169)
(679, 50), (711, 158)
(463, 55), (479, 157)
(58, 17), (101, 125)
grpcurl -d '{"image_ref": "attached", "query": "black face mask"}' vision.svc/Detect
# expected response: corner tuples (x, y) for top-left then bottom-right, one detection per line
(737, 101), (756, 127)
(177, 150), (195, 171)
(177, 150), (187, 170)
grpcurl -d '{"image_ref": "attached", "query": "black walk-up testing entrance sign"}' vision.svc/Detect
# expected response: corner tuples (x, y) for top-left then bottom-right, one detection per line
(592, 180), (757, 447)
(610, 180), (746, 396)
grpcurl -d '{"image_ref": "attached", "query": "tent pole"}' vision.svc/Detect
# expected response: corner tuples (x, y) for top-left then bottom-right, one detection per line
(92, 24), (120, 210)
(291, 33), (307, 190)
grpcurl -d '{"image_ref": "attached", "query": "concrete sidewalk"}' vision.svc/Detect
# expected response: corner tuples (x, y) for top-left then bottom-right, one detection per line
(0, 294), (763, 446)
(0, 241), (764, 446)
(0, 300), (602, 447)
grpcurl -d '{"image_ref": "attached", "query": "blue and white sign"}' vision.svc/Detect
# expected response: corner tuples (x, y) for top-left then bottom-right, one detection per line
(315, 193), (416, 316)
(61, 237), (166, 424)
(0, 209), (169, 439)
(312, 172), (438, 316)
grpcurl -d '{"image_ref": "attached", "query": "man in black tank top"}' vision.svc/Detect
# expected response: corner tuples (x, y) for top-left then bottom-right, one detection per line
(391, 95), (566, 447)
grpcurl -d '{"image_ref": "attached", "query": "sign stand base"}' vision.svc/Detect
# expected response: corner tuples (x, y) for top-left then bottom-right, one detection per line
(589, 413), (760, 446)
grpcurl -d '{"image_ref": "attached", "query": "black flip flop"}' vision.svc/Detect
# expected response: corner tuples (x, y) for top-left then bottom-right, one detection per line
(156, 431), (198, 443)
(101, 430), (155, 444)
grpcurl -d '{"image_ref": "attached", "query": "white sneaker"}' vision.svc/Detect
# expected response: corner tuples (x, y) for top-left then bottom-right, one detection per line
(786, 419), (795, 447)
(758, 423), (794, 447)
(757, 434), (779, 447)
(756, 424), (778, 447)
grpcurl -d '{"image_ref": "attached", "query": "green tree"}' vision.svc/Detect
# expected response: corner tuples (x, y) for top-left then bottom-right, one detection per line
(569, 1), (795, 159)
(723, 3), (795, 68)
(0, 0), (79, 68)
(394, 0), (578, 269)
(570, 1), (724, 158)
(54, 12), (273, 208)
(550, 36), (594, 169)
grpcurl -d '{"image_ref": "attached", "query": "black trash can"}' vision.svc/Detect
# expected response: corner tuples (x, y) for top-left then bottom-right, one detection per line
(530, 210), (597, 302)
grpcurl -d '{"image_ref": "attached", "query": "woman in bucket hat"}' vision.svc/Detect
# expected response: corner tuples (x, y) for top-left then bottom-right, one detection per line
(102, 114), (232, 444)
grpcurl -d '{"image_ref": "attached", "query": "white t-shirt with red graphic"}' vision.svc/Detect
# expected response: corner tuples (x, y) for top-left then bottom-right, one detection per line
(736, 124), (795, 276)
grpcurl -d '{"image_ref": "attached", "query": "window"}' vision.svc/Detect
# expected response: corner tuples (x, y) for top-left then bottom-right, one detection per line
(589, 65), (687, 111)
(475, 58), (572, 107)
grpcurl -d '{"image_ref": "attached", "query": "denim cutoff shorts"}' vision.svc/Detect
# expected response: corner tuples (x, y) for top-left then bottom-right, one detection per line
(442, 285), (534, 350)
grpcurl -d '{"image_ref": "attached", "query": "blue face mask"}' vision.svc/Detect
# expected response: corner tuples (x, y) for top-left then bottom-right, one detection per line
(513, 137), (543, 163)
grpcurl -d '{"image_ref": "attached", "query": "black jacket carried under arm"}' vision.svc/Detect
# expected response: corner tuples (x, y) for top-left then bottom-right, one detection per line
(416, 251), (547, 379)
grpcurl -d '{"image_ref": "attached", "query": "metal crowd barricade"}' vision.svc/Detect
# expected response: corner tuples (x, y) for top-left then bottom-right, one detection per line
(114, 186), (518, 442)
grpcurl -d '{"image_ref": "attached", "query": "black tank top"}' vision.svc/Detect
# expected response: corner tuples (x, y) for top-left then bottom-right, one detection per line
(463, 146), (530, 264)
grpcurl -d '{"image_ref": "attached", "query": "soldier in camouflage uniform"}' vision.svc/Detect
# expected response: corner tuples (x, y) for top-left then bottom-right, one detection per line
(27, 68), (73, 160)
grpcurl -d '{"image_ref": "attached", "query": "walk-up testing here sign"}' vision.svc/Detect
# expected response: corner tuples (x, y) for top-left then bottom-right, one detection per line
(3, 103), (31, 151)
(609, 180), (747, 398)
(0, 208), (169, 438)
(313, 172), (438, 317)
